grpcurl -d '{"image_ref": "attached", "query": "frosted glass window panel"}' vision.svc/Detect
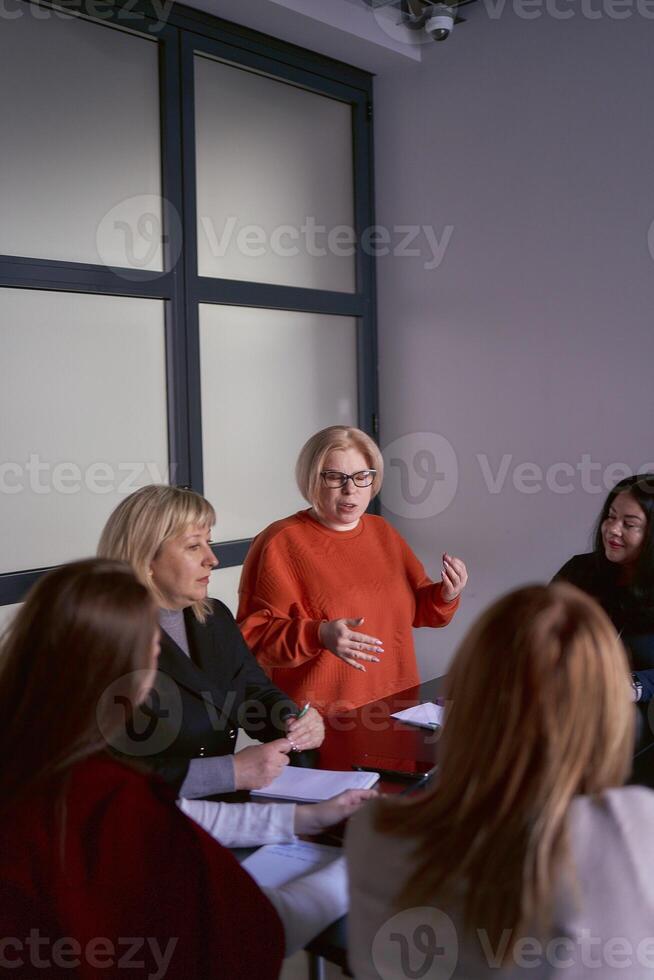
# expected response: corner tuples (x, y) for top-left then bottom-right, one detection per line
(0, 15), (163, 270)
(0, 288), (168, 574)
(0, 604), (21, 637)
(195, 56), (356, 292)
(208, 564), (243, 617)
(200, 305), (357, 541)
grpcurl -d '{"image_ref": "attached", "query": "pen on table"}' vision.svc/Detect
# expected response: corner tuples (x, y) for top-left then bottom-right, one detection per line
(400, 763), (439, 794)
(353, 765), (428, 783)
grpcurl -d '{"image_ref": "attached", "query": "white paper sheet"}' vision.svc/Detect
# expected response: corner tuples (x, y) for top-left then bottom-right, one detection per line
(250, 766), (379, 802)
(391, 701), (444, 729)
(242, 841), (342, 888)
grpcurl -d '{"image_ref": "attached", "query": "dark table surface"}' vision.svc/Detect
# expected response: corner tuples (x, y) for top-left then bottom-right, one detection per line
(298, 675), (447, 973)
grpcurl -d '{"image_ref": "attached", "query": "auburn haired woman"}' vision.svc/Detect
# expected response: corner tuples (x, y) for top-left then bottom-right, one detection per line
(346, 584), (654, 978)
(0, 559), (285, 978)
(0, 559), (369, 974)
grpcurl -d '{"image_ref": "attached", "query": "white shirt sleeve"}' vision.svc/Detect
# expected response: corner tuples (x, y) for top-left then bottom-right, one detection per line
(178, 796), (297, 848)
(261, 856), (349, 957)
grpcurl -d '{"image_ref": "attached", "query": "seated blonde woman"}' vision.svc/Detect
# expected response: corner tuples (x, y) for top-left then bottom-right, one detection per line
(98, 485), (324, 799)
(238, 425), (467, 714)
(346, 583), (654, 979)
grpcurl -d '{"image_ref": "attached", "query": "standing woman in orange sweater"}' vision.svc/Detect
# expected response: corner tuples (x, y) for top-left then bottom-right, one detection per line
(237, 426), (467, 713)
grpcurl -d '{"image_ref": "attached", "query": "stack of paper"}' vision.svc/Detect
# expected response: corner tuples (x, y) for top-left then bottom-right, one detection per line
(251, 766), (379, 802)
(242, 841), (342, 887)
(391, 701), (444, 729)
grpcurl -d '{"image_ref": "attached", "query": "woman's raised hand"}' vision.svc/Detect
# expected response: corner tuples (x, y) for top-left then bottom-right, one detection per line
(441, 553), (468, 603)
(318, 617), (383, 671)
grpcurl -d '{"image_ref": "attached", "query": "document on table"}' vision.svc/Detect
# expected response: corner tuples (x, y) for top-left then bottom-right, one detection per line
(242, 841), (342, 888)
(250, 766), (379, 802)
(391, 701), (444, 729)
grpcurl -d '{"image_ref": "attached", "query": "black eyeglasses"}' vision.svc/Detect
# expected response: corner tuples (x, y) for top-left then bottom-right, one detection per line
(320, 469), (376, 488)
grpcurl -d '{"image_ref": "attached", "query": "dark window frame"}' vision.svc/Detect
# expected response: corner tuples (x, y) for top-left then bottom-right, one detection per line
(0, 0), (377, 605)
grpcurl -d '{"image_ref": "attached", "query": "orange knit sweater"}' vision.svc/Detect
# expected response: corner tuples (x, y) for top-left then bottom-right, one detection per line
(237, 510), (459, 713)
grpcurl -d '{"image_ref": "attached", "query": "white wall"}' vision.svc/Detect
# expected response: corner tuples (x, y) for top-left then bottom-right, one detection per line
(373, 6), (654, 677)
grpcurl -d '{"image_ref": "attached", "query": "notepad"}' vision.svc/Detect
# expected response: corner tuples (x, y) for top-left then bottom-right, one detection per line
(391, 701), (444, 729)
(250, 766), (380, 802)
(242, 841), (342, 888)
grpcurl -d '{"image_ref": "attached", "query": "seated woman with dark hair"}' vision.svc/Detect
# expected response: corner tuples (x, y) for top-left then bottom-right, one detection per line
(0, 559), (369, 973)
(552, 473), (654, 703)
(347, 584), (654, 979)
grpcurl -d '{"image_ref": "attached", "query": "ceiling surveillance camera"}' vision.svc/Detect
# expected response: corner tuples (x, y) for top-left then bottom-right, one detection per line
(425, 4), (455, 39)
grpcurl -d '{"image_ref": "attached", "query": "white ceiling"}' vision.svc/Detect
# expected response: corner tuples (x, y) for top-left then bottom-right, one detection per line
(181, 0), (425, 73)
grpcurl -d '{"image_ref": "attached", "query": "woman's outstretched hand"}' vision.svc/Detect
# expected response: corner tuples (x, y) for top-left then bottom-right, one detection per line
(441, 553), (468, 603)
(294, 788), (378, 835)
(318, 617), (384, 671)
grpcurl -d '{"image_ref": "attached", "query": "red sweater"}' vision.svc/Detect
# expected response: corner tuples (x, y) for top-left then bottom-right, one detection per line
(0, 755), (284, 979)
(237, 511), (459, 713)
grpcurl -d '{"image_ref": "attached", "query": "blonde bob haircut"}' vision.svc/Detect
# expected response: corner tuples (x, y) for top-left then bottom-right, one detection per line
(98, 485), (216, 622)
(376, 583), (635, 960)
(296, 425), (384, 512)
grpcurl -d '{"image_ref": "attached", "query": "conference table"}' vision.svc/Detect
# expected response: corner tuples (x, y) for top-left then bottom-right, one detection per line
(288, 675), (446, 977)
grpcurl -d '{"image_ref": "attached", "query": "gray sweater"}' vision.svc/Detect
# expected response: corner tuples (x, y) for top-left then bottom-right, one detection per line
(346, 786), (654, 979)
(158, 608), (236, 798)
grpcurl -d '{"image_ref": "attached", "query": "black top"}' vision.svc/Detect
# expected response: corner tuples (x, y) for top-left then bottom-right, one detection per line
(553, 552), (654, 701)
(111, 598), (298, 790)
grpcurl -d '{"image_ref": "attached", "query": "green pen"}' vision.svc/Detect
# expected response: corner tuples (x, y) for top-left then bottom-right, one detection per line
(288, 702), (311, 753)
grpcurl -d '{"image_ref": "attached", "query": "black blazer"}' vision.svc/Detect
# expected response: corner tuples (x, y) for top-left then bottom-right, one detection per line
(114, 599), (297, 789)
